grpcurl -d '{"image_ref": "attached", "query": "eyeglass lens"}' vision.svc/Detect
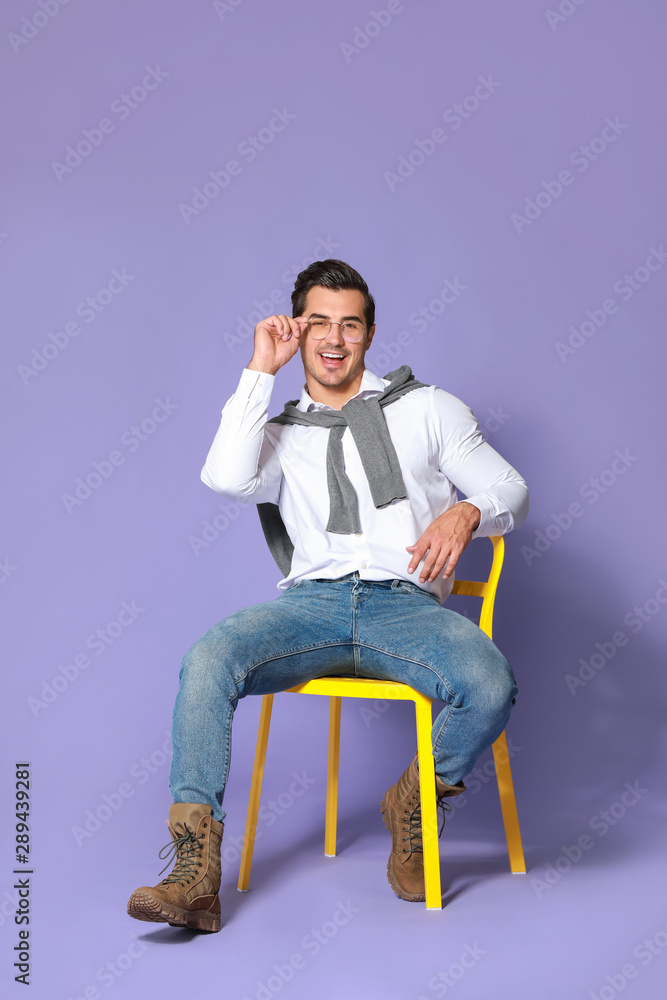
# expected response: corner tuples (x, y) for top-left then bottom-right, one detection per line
(307, 319), (364, 343)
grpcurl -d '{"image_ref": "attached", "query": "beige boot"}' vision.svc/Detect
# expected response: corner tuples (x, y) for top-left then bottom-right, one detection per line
(127, 804), (223, 932)
(380, 754), (465, 902)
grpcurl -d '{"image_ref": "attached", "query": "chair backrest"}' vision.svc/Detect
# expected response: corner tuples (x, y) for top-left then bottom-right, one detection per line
(450, 535), (504, 639)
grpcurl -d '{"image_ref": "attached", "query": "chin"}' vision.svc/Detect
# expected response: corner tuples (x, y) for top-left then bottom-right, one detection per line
(309, 361), (349, 384)
(314, 371), (347, 386)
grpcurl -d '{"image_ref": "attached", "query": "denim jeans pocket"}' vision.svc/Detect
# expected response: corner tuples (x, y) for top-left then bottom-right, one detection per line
(395, 579), (441, 602)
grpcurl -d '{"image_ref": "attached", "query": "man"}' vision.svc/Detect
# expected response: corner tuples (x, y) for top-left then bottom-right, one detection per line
(127, 259), (528, 931)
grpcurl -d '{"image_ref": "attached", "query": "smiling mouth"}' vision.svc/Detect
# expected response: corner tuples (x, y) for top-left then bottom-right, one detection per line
(319, 352), (347, 366)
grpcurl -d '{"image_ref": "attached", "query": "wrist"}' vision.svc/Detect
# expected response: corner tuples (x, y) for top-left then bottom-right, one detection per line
(247, 358), (279, 376)
(457, 501), (481, 531)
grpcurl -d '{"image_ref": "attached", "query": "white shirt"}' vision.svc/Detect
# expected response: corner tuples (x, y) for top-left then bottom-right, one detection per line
(201, 367), (529, 604)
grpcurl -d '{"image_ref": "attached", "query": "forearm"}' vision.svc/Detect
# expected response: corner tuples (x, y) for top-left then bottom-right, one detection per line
(454, 473), (529, 538)
(200, 368), (278, 499)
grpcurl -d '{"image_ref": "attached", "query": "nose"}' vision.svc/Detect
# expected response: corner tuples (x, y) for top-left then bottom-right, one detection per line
(324, 322), (346, 346)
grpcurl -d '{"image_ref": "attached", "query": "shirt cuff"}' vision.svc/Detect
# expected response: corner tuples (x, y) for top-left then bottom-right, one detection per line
(237, 367), (275, 399)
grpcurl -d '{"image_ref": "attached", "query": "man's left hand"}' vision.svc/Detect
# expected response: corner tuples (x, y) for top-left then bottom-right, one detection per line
(406, 502), (481, 583)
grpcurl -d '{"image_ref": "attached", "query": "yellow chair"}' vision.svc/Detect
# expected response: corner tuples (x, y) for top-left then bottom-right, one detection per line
(237, 535), (526, 909)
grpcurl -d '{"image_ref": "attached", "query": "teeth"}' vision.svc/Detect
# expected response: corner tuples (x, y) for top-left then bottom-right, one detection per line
(321, 353), (344, 359)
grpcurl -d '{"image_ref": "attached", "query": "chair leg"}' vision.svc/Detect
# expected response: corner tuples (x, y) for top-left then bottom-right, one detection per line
(237, 693), (274, 892)
(492, 730), (526, 874)
(414, 695), (442, 910)
(324, 696), (341, 857)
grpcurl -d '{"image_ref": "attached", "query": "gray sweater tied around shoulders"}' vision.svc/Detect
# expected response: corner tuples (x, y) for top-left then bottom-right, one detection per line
(257, 365), (430, 577)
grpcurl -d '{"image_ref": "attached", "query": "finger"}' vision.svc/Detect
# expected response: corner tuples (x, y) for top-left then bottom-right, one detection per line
(407, 541), (429, 574)
(264, 315), (287, 339)
(288, 316), (307, 338)
(276, 314), (293, 339)
(260, 315), (277, 334)
(290, 316), (310, 340)
(419, 544), (442, 583)
(407, 546), (422, 573)
(425, 548), (451, 583)
(441, 549), (461, 578)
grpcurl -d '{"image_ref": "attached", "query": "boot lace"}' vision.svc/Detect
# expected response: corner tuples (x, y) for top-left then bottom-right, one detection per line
(157, 824), (204, 886)
(402, 792), (452, 854)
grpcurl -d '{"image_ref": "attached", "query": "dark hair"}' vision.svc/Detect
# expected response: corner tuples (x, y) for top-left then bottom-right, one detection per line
(291, 258), (375, 329)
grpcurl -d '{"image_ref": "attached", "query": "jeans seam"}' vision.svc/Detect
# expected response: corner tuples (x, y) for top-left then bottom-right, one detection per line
(236, 641), (354, 686)
(353, 603), (359, 677)
(219, 716), (232, 821)
(355, 642), (458, 701)
(432, 702), (454, 758)
(393, 578), (440, 599)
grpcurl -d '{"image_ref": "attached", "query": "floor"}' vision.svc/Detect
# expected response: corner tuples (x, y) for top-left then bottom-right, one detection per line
(26, 719), (666, 1000)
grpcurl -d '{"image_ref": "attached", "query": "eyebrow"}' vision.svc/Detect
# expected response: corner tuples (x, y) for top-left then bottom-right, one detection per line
(308, 312), (363, 322)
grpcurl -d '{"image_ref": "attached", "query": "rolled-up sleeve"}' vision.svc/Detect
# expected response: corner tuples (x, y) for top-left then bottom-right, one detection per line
(431, 387), (529, 538)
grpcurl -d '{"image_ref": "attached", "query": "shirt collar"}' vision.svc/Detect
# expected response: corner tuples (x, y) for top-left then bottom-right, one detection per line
(297, 368), (388, 412)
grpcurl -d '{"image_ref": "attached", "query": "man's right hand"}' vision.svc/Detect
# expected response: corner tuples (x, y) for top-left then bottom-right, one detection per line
(247, 314), (309, 376)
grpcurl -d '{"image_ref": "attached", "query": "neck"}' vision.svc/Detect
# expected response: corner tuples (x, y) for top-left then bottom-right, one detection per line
(303, 368), (366, 410)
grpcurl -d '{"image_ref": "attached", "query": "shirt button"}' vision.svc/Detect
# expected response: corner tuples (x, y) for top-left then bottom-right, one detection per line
(361, 562), (368, 569)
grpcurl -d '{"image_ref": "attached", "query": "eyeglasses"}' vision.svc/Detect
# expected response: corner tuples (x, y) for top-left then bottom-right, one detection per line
(306, 318), (366, 344)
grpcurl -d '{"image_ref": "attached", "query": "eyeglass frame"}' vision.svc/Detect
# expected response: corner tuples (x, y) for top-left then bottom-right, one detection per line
(304, 316), (368, 344)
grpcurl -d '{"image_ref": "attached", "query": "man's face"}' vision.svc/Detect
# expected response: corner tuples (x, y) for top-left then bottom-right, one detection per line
(299, 286), (375, 392)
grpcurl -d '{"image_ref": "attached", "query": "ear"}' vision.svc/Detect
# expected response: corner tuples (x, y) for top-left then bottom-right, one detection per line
(365, 324), (376, 350)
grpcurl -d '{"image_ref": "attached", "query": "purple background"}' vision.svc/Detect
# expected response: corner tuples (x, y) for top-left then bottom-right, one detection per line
(2, 0), (666, 997)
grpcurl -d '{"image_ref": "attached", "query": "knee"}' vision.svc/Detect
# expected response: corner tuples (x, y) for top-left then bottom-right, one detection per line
(483, 651), (517, 721)
(178, 608), (261, 700)
(178, 642), (213, 702)
(178, 632), (234, 696)
(464, 647), (517, 723)
(180, 638), (205, 678)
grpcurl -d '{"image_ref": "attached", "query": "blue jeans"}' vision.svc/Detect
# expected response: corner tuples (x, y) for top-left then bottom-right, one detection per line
(170, 573), (518, 822)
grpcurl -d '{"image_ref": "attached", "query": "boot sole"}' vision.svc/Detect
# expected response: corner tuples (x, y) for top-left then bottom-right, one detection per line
(127, 889), (221, 932)
(380, 796), (426, 903)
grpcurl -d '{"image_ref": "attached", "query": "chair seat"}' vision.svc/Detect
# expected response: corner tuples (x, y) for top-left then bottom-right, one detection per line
(285, 676), (431, 697)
